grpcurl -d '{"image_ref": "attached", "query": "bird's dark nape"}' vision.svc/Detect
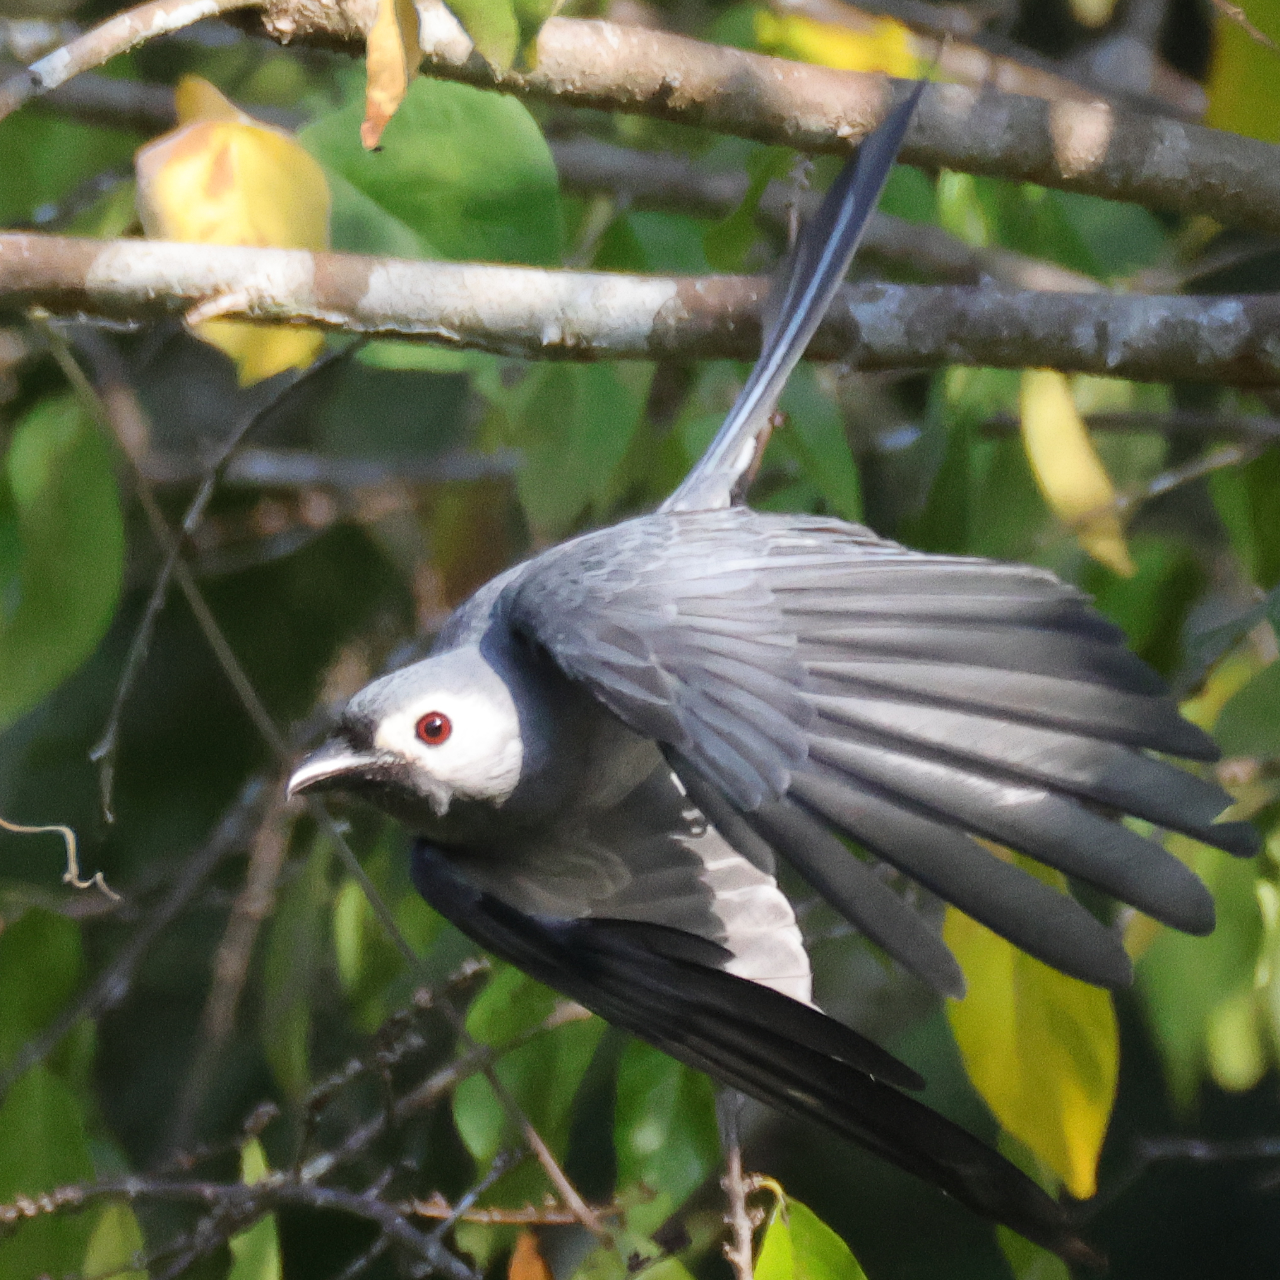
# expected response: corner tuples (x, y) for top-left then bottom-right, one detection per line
(410, 840), (1102, 1269)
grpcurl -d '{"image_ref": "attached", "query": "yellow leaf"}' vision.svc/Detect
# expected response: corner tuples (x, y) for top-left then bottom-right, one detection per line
(135, 76), (331, 385)
(1206, 0), (1280, 142)
(754, 9), (918, 77)
(174, 75), (250, 125)
(944, 853), (1119, 1200)
(1068, 0), (1117, 27)
(1019, 369), (1135, 577)
(83, 1202), (146, 1280)
(362, 0), (422, 148)
(508, 1231), (553, 1280)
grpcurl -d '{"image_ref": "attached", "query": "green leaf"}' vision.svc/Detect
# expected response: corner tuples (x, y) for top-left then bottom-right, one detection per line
(944, 854), (1118, 1199)
(302, 75), (563, 266)
(0, 395), (124, 729)
(774, 366), (862, 521)
(261, 840), (331, 1097)
(228, 1141), (282, 1280)
(704, 146), (790, 272)
(83, 1202), (147, 1280)
(1215, 661), (1280, 759)
(997, 1224), (1071, 1280)
(491, 363), (652, 540)
(1137, 834), (1264, 1110)
(0, 1065), (94, 1279)
(614, 1041), (719, 1236)
(1206, 0), (1280, 142)
(452, 966), (603, 1205)
(0, 113), (141, 227)
(445, 0), (519, 70)
(756, 1195), (868, 1280)
(0, 908), (83, 1069)
(1210, 447), (1280, 590)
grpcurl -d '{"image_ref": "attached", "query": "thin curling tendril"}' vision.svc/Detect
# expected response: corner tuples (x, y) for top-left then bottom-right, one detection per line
(0, 813), (120, 901)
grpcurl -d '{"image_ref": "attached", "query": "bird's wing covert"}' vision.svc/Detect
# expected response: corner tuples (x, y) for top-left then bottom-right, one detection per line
(504, 507), (1256, 994)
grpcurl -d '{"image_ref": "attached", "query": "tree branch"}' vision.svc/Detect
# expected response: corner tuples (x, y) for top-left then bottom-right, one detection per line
(7, 0), (1280, 232)
(9, 236), (1280, 385)
(276, 8), (1280, 235)
(0, 0), (260, 121)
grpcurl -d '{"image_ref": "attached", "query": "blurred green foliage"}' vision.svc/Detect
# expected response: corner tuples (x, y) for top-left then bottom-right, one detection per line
(2, 1), (1280, 1278)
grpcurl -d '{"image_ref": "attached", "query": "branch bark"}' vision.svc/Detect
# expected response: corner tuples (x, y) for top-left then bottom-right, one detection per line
(8, 235), (1280, 385)
(261, 8), (1280, 236)
(7, 1), (1280, 235)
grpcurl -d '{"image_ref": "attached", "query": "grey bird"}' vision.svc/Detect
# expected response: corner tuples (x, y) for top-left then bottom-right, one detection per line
(289, 83), (1256, 1265)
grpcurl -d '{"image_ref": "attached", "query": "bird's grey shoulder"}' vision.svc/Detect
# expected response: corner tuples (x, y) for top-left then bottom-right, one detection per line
(431, 562), (533, 653)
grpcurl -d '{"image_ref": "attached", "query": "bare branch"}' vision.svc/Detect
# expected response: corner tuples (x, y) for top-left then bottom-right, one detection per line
(0, 0), (261, 122)
(8, 0), (1280, 230)
(228, 7), (1280, 235)
(10, 237), (1280, 384)
(0, 1175), (477, 1280)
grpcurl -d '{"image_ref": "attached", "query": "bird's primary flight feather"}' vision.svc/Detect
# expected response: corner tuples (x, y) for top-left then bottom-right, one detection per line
(289, 81), (1255, 1266)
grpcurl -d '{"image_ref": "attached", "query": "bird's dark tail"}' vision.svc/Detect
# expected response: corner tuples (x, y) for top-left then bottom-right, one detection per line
(412, 840), (1102, 1269)
(664, 80), (926, 513)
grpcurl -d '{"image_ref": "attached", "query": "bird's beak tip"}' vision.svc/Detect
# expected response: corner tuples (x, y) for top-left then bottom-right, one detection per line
(286, 744), (373, 799)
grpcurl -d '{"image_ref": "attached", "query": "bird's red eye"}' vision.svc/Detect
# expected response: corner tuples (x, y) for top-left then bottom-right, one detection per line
(415, 712), (452, 746)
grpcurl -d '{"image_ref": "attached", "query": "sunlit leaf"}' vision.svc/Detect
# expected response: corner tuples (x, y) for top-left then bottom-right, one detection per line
(756, 1193), (868, 1280)
(302, 74), (562, 266)
(754, 9), (917, 76)
(1206, 0), (1280, 141)
(362, 0), (422, 148)
(135, 76), (331, 384)
(447, 0), (520, 70)
(944, 853), (1118, 1199)
(509, 1231), (552, 1280)
(1068, 0), (1117, 26)
(228, 1140), (282, 1280)
(1205, 985), (1266, 1092)
(0, 1066), (94, 1277)
(83, 1201), (147, 1280)
(614, 1041), (719, 1237)
(0, 395), (123, 729)
(1019, 369), (1135, 576)
(1137, 833), (1263, 1110)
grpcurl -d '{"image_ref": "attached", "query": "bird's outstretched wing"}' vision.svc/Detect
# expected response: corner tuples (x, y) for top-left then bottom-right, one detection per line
(503, 506), (1258, 997)
(411, 839), (1099, 1268)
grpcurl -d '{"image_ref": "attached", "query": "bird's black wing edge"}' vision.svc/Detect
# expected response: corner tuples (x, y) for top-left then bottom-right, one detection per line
(411, 840), (1102, 1270)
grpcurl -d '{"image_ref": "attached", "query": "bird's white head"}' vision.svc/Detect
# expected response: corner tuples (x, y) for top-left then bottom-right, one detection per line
(287, 644), (525, 822)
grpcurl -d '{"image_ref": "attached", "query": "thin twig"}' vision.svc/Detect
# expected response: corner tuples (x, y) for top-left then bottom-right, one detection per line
(0, 1175), (476, 1280)
(717, 1090), (757, 1280)
(0, 0), (261, 123)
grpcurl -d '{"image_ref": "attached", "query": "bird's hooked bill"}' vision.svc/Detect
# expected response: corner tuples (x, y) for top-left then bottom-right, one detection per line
(287, 742), (378, 798)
